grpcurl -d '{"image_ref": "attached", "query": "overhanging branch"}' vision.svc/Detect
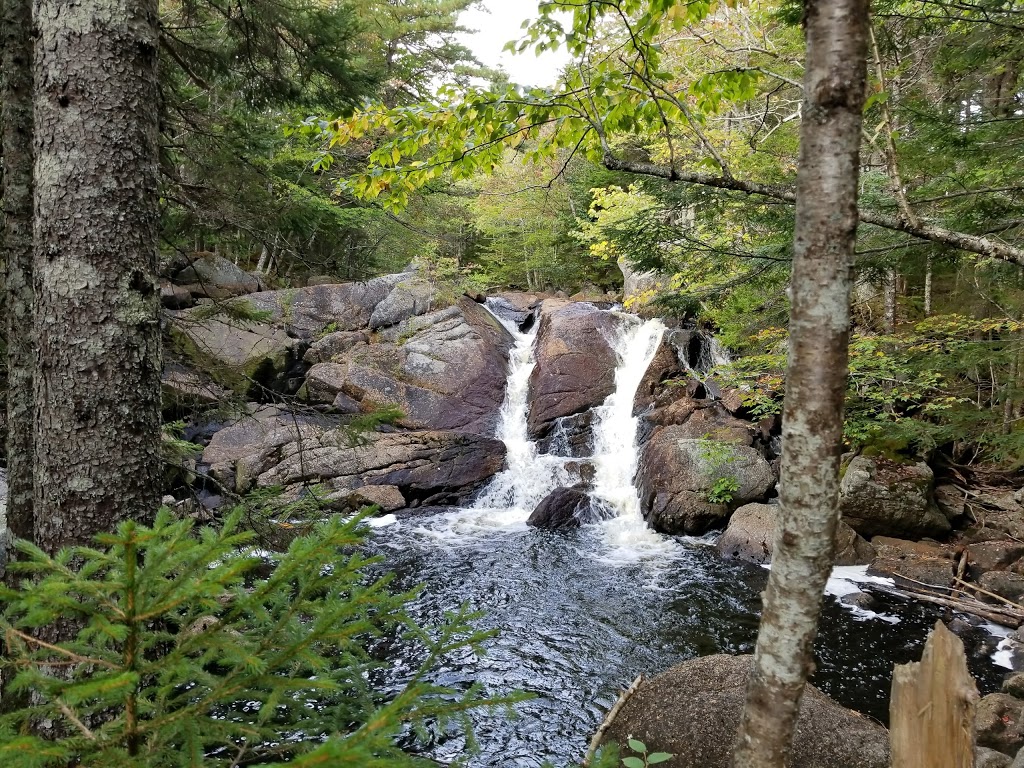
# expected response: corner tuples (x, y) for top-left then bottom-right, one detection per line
(602, 153), (1024, 268)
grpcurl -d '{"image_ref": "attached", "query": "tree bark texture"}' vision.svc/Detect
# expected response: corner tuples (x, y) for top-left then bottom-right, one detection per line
(731, 3), (868, 768)
(33, 0), (162, 554)
(2, 0), (36, 575)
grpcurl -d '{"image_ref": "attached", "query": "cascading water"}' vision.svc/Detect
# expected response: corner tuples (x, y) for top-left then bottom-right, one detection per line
(429, 303), (679, 563)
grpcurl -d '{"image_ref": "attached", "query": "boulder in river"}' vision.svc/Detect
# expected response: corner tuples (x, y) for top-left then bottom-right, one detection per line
(527, 487), (601, 530)
(302, 299), (514, 435)
(840, 456), (950, 538)
(600, 654), (889, 768)
(867, 536), (954, 590)
(637, 433), (775, 535)
(715, 503), (874, 566)
(526, 300), (626, 439)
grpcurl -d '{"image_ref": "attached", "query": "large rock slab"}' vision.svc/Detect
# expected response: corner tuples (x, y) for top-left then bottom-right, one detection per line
(201, 406), (340, 493)
(241, 274), (406, 338)
(637, 434), (775, 535)
(716, 502), (874, 566)
(840, 456), (950, 538)
(368, 275), (436, 330)
(303, 299), (514, 435)
(202, 407), (505, 507)
(600, 654), (889, 768)
(255, 429), (506, 507)
(168, 314), (305, 398)
(526, 301), (626, 439)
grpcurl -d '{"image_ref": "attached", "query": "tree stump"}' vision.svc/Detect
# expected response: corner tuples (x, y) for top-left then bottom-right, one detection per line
(890, 621), (979, 768)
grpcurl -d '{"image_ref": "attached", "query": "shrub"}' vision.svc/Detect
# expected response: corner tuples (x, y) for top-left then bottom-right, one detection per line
(0, 509), (508, 767)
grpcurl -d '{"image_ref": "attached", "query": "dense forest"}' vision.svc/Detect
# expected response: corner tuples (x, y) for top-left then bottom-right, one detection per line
(1, 1), (1023, 767)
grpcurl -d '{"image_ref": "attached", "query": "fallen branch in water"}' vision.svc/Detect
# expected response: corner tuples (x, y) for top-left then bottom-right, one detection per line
(582, 674), (644, 768)
(883, 580), (1024, 628)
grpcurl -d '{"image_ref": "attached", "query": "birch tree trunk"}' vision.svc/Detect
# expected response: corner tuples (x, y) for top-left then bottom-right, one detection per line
(731, 3), (868, 767)
(33, 0), (162, 554)
(2, 0), (35, 573)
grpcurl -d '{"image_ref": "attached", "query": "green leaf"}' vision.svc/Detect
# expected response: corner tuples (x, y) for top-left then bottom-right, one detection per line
(648, 754), (673, 764)
(628, 739), (647, 754)
(622, 758), (646, 768)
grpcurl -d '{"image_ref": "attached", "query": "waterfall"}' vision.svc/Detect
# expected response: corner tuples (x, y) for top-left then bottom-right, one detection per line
(589, 317), (680, 562)
(470, 305), (572, 516)
(415, 301), (678, 562)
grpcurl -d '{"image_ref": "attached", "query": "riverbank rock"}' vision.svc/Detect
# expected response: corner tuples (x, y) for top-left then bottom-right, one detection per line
(526, 301), (625, 439)
(978, 693), (1024, 756)
(527, 487), (600, 530)
(867, 537), (954, 590)
(640, 398), (756, 448)
(168, 314), (305, 398)
(255, 429), (506, 507)
(162, 363), (232, 408)
(302, 299), (514, 434)
(637, 434), (775, 535)
(174, 253), (260, 298)
(202, 407), (505, 506)
(600, 654), (889, 768)
(241, 274), (407, 338)
(201, 406), (340, 493)
(840, 456), (950, 538)
(368, 275), (435, 330)
(716, 503), (874, 566)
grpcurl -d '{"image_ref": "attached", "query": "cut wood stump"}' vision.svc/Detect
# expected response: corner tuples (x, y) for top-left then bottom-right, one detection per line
(890, 621), (980, 768)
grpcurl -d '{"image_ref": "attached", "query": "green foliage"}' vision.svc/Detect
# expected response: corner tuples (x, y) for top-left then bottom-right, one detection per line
(0, 509), (510, 767)
(621, 739), (673, 768)
(344, 404), (407, 446)
(698, 438), (741, 504)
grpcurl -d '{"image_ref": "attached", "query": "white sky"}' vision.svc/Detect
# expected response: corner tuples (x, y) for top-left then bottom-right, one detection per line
(458, 0), (571, 88)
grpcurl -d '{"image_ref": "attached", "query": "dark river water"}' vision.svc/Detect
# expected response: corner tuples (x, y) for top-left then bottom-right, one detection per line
(365, 519), (1008, 768)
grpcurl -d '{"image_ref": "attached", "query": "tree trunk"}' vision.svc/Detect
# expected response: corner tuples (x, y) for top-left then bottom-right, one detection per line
(1, 0), (34, 572)
(730, 3), (868, 768)
(924, 255), (933, 316)
(33, 0), (162, 554)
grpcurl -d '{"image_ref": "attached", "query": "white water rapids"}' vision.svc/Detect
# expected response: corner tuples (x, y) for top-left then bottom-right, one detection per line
(408, 304), (680, 564)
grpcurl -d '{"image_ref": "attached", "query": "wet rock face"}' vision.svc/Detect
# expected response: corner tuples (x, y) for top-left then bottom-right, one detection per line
(527, 487), (602, 530)
(536, 412), (595, 458)
(637, 434), (775, 535)
(601, 654), (890, 768)
(526, 301), (626, 440)
(302, 299), (514, 435)
(840, 456), (951, 539)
